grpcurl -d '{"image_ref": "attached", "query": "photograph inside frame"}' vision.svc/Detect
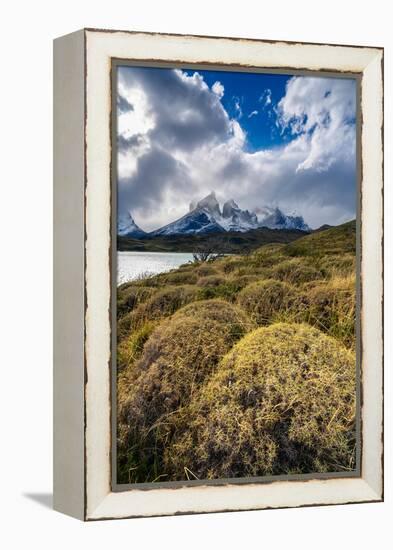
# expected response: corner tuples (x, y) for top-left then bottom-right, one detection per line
(113, 62), (360, 486)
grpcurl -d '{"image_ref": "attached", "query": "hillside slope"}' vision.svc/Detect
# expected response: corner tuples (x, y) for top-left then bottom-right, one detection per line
(116, 219), (357, 484)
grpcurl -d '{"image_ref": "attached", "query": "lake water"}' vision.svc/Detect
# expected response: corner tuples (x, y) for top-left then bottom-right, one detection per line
(117, 251), (194, 285)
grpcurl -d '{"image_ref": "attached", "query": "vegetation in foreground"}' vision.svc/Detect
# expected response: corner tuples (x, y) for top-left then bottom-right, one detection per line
(117, 220), (357, 484)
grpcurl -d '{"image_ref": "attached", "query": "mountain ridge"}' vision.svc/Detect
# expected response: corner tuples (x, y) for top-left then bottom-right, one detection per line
(119, 191), (311, 238)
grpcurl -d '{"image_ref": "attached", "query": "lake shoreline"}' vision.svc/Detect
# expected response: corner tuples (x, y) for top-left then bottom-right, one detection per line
(117, 250), (194, 285)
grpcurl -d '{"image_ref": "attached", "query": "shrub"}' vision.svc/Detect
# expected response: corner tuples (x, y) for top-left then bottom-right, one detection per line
(218, 257), (245, 274)
(131, 284), (198, 329)
(196, 282), (242, 302)
(197, 275), (227, 288)
(164, 323), (356, 480)
(177, 299), (252, 331)
(159, 270), (198, 285)
(117, 285), (155, 317)
(129, 272), (164, 287)
(270, 258), (322, 284)
(252, 244), (286, 268)
(237, 279), (296, 325)
(318, 254), (356, 278)
(195, 264), (218, 277)
(292, 275), (356, 348)
(117, 310), (137, 341)
(117, 320), (157, 373)
(230, 274), (260, 288)
(117, 300), (250, 483)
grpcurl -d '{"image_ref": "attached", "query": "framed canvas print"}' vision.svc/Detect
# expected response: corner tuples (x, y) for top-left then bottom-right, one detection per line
(53, 29), (384, 520)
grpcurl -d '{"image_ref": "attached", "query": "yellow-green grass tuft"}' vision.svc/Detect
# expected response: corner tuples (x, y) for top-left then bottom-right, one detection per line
(117, 285), (155, 318)
(131, 284), (198, 330)
(164, 323), (356, 480)
(229, 274), (260, 288)
(197, 275), (228, 287)
(117, 320), (157, 374)
(318, 254), (356, 278)
(176, 299), (253, 333)
(117, 300), (251, 483)
(158, 270), (198, 285)
(269, 258), (322, 285)
(290, 274), (356, 348)
(193, 272), (245, 301)
(237, 279), (297, 325)
(251, 243), (287, 268)
(195, 264), (218, 277)
(218, 256), (247, 274)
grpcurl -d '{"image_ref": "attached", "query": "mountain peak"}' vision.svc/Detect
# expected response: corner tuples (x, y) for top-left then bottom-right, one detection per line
(257, 205), (310, 231)
(119, 194), (310, 238)
(196, 191), (221, 217)
(117, 211), (146, 238)
(222, 198), (239, 218)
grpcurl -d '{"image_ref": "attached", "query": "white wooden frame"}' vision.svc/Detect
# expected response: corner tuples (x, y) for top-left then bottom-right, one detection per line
(53, 28), (384, 521)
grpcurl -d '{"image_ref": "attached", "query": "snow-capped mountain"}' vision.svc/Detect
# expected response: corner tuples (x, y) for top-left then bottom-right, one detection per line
(221, 198), (258, 232)
(256, 206), (310, 232)
(118, 192), (310, 238)
(117, 211), (147, 238)
(151, 192), (225, 236)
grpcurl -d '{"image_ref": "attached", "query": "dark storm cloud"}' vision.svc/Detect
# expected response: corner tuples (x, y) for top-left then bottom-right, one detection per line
(119, 67), (231, 152)
(118, 146), (192, 215)
(117, 133), (145, 154)
(117, 93), (134, 114)
(220, 154), (250, 182)
(117, 67), (357, 230)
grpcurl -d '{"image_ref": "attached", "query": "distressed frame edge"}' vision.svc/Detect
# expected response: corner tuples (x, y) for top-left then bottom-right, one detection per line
(53, 29), (86, 521)
(83, 29), (383, 521)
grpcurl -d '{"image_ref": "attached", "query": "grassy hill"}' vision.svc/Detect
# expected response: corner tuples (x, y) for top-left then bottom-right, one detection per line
(285, 220), (356, 257)
(116, 220), (357, 484)
(118, 226), (310, 253)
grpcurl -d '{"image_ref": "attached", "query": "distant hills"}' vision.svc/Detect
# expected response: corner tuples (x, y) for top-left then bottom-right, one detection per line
(118, 191), (310, 239)
(118, 226), (312, 254)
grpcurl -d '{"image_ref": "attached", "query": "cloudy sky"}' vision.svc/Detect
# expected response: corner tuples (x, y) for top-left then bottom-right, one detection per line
(116, 65), (357, 231)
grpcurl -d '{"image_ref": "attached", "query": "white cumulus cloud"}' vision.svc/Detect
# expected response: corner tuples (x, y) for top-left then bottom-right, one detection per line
(277, 77), (356, 173)
(117, 67), (357, 231)
(212, 80), (224, 98)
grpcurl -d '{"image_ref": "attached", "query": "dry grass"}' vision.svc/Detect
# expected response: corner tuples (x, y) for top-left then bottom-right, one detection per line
(158, 270), (198, 285)
(164, 323), (356, 479)
(117, 300), (251, 483)
(117, 221), (357, 482)
(269, 258), (322, 284)
(318, 254), (356, 278)
(195, 264), (218, 277)
(131, 284), (199, 328)
(118, 320), (157, 373)
(291, 274), (356, 348)
(197, 275), (227, 287)
(237, 279), (297, 325)
(230, 274), (260, 288)
(117, 285), (155, 318)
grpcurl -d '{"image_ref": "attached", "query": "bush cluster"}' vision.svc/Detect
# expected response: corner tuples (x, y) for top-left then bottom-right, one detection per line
(237, 279), (296, 325)
(164, 323), (355, 479)
(117, 300), (251, 483)
(116, 221), (357, 483)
